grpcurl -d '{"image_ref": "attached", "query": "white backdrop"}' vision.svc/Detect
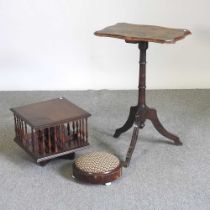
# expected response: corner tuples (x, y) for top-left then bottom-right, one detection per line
(0, 0), (210, 90)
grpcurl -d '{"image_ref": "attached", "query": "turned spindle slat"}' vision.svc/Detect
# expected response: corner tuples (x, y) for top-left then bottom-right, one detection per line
(58, 125), (62, 149)
(11, 98), (91, 165)
(54, 127), (58, 153)
(79, 119), (82, 146)
(47, 128), (51, 154)
(31, 128), (35, 153)
(67, 123), (70, 136)
(72, 121), (75, 136)
(37, 130), (42, 155)
(85, 118), (88, 143)
(20, 119), (24, 143)
(14, 115), (17, 136)
(16, 117), (19, 139)
(62, 125), (65, 148)
(25, 122), (27, 133)
(81, 120), (83, 142)
(17, 118), (20, 139)
(76, 121), (79, 146)
(42, 130), (46, 155)
(20, 120), (22, 138)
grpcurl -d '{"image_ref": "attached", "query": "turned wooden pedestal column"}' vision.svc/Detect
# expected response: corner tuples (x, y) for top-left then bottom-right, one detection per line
(95, 23), (191, 167)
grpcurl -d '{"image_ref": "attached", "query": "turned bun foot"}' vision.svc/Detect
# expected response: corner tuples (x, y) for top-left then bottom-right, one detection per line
(60, 152), (75, 160)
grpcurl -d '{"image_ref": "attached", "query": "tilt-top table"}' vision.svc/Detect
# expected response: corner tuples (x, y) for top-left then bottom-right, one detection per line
(95, 23), (191, 167)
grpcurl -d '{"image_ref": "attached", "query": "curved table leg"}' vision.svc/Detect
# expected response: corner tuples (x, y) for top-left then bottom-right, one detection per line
(123, 125), (139, 167)
(146, 108), (182, 145)
(113, 105), (138, 138)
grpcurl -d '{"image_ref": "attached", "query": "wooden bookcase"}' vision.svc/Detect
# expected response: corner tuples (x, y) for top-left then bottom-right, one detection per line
(10, 97), (91, 165)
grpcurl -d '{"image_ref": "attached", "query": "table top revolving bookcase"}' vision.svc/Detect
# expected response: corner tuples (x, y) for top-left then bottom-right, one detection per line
(11, 97), (91, 165)
(95, 23), (191, 167)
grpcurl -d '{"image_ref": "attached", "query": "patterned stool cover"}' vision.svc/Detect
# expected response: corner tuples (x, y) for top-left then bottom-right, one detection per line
(73, 152), (122, 184)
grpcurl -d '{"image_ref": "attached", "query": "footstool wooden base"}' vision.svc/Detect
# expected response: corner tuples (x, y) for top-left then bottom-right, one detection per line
(72, 152), (122, 185)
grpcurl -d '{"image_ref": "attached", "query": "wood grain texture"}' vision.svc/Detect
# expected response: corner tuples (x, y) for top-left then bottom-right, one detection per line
(10, 97), (91, 129)
(94, 23), (191, 43)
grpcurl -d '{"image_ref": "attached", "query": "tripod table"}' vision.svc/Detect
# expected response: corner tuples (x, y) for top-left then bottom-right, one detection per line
(95, 23), (191, 167)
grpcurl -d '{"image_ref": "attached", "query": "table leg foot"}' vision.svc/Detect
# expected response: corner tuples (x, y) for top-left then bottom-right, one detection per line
(147, 108), (183, 145)
(121, 161), (129, 168)
(113, 105), (138, 138)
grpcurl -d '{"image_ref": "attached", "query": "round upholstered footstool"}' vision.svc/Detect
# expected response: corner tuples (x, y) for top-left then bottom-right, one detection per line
(72, 152), (122, 185)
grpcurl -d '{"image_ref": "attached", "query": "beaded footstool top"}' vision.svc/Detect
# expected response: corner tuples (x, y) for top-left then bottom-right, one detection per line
(74, 152), (120, 174)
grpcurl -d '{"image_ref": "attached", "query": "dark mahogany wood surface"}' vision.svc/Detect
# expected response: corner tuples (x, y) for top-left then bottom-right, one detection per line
(11, 98), (91, 165)
(95, 23), (191, 43)
(11, 97), (91, 128)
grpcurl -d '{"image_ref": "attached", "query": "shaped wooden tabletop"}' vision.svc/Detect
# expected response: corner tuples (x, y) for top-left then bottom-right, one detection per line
(94, 23), (191, 44)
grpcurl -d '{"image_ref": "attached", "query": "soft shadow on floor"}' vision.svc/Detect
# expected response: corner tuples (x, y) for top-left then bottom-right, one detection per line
(59, 162), (74, 181)
(141, 136), (175, 145)
(59, 162), (97, 186)
(0, 138), (36, 166)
